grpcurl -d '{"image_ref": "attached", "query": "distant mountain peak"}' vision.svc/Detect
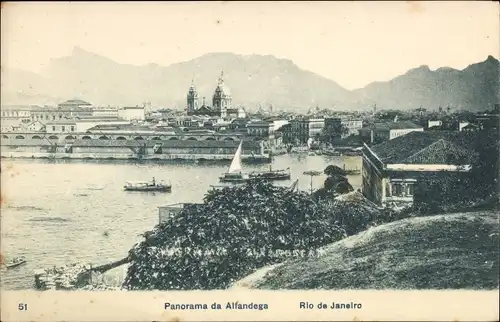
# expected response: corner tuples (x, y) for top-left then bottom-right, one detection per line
(416, 64), (431, 71)
(72, 46), (91, 56)
(485, 55), (499, 65)
(69, 46), (114, 63)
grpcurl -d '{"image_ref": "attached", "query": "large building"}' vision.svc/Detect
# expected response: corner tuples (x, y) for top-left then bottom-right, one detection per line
(0, 105), (33, 132)
(361, 131), (477, 209)
(186, 72), (245, 119)
(359, 121), (424, 144)
(280, 117), (325, 144)
(118, 106), (145, 121)
(324, 117), (363, 139)
(30, 102), (93, 123)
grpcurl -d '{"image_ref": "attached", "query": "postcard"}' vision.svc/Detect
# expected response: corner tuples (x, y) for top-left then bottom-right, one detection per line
(1, 1), (499, 321)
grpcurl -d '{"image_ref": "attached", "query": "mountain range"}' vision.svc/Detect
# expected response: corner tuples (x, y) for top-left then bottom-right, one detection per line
(1, 46), (498, 112)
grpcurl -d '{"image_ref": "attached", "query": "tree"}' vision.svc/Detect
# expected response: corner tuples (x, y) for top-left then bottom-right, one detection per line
(313, 165), (354, 201)
(324, 165), (347, 177)
(123, 180), (347, 290)
(320, 123), (349, 145)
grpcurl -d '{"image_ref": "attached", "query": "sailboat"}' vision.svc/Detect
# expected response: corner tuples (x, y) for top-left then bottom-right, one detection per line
(219, 141), (250, 183)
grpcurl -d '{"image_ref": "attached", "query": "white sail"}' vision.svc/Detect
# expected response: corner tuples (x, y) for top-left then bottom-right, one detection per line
(228, 141), (243, 173)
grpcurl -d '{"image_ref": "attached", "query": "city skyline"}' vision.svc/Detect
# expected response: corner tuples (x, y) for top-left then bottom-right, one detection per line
(1, 1), (498, 90)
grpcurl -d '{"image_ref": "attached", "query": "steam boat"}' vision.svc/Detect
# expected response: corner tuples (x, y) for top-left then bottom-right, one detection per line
(123, 178), (172, 192)
(249, 166), (291, 181)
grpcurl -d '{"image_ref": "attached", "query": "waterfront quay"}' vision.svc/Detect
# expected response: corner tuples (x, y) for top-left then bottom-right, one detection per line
(0, 133), (270, 162)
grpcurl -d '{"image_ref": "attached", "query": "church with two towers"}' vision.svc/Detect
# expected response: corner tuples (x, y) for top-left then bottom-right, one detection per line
(186, 71), (245, 119)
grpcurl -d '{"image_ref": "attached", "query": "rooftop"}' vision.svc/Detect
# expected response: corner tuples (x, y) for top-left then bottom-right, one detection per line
(369, 131), (480, 164)
(87, 124), (153, 132)
(121, 106), (145, 110)
(247, 120), (271, 126)
(59, 99), (92, 105)
(364, 121), (423, 131)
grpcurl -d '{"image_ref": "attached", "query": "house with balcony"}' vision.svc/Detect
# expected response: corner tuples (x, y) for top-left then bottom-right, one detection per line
(362, 131), (478, 209)
(281, 117), (325, 145)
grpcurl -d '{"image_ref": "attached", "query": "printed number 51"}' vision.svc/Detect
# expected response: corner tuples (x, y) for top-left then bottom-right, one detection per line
(18, 303), (28, 311)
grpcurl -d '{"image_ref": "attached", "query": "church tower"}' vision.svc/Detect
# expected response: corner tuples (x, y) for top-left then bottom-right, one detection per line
(212, 71), (232, 118)
(186, 81), (199, 115)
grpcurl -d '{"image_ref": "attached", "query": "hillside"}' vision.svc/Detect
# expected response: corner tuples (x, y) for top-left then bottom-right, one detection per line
(3, 47), (355, 112)
(245, 210), (499, 290)
(1, 47), (498, 112)
(354, 55), (500, 111)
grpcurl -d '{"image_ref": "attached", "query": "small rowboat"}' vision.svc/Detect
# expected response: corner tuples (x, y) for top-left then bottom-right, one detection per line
(4, 256), (27, 269)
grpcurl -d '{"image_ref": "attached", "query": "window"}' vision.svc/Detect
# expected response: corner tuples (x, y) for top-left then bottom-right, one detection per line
(52, 126), (56, 131)
(392, 183), (403, 196)
(71, 126), (75, 132)
(407, 184), (414, 195)
(391, 182), (414, 197)
(52, 116), (56, 120)
(62, 126), (65, 132)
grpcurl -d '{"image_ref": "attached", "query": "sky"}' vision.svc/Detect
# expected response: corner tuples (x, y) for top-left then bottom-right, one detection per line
(1, 1), (498, 90)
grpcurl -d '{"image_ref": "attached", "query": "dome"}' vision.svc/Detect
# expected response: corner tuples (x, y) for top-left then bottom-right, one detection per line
(214, 83), (231, 97)
(213, 71), (231, 97)
(188, 83), (197, 94)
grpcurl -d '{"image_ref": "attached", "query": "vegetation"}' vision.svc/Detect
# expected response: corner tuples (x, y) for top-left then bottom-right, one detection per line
(123, 180), (348, 290)
(312, 165), (354, 200)
(319, 123), (349, 145)
(252, 211), (499, 290)
(122, 170), (414, 290)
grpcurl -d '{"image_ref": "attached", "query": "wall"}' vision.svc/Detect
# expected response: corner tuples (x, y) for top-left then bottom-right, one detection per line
(92, 109), (119, 117)
(308, 118), (325, 138)
(389, 128), (424, 140)
(341, 119), (363, 137)
(73, 147), (133, 154)
(428, 120), (442, 128)
(76, 121), (130, 132)
(118, 108), (145, 121)
(46, 123), (77, 133)
(362, 154), (385, 205)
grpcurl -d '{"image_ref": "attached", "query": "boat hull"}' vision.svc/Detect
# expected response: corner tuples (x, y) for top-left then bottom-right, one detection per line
(5, 260), (27, 269)
(218, 177), (250, 183)
(249, 173), (291, 181)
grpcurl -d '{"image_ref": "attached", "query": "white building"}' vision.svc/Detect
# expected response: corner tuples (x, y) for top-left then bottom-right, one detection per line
(23, 120), (45, 132)
(428, 120), (443, 128)
(92, 107), (119, 118)
(118, 106), (146, 121)
(0, 105), (33, 132)
(458, 121), (469, 131)
(272, 120), (289, 132)
(308, 118), (325, 138)
(45, 118), (131, 133)
(45, 120), (77, 133)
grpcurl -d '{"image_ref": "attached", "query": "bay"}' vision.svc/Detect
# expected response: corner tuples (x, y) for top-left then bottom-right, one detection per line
(0, 154), (361, 290)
